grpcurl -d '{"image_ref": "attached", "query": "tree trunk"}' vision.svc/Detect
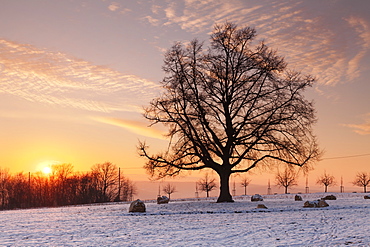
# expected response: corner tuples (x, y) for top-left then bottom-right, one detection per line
(217, 171), (234, 203)
(285, 186), (288, 194)
(324, 185), (328, 193)
(364, 186), (367, 193)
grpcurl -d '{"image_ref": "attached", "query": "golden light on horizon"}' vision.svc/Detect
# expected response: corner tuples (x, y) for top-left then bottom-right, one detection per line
(42, 166), (52, 175)
(37, 160), (60, 175)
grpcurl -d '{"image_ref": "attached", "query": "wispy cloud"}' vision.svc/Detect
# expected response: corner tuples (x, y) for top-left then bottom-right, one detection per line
(0, 39), (160, 113)
(345, 16), (370, 81)
(144, 15), (160, 26)
(108, 2), (120, 12)
(343, 114), (370, 135)
(92, 116), (166, 140)
(144, 0), (370, 87)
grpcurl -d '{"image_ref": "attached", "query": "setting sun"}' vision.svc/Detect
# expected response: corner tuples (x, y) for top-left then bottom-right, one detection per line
(42, 166), (52, 175)
(37, 160), (60, 175)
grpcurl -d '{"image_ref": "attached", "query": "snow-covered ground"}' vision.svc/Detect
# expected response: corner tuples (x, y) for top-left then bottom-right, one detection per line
(1, 193), (369, 246)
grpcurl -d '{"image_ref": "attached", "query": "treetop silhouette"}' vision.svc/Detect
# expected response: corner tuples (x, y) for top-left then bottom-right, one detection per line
(139, 22), (321, 202)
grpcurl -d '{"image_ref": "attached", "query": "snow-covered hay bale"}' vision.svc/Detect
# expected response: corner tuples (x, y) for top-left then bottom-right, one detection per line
(256, 204), (268, 209)
(129, 199), (146, 213)
(251, 194), (263, 202)
(303, 199), (329, 208)
(295, 195), (303, 201)
(157, 196), (170, 204)
(322, 195), (336, 200)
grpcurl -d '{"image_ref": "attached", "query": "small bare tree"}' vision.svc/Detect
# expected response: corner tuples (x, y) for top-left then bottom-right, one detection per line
(240, 176), (252, 195)
(197, 173), (217, 198)
(316, 171), (336, 193)
(275, 167), (298, 194)
(352, 172), (370, 193)
(162, 183), (177, 199)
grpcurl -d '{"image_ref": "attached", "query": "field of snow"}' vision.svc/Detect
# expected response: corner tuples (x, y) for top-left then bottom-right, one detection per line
(1, 193), (369, 246)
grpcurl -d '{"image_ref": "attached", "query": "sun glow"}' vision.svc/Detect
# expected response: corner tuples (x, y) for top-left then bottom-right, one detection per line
(42, 166), (52, 175)
(37, 160), (60, 175)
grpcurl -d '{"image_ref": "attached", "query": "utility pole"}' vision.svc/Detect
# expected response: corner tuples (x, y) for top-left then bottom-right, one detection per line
(232, 180), (236, 196)
(340, 176), (344, 193)
(117, 167), (121, 201)
(267, 179), (272, 195)
(28, 172), (31, 207)
(195, 183), (199, 199)
(305, 176), (309, 194)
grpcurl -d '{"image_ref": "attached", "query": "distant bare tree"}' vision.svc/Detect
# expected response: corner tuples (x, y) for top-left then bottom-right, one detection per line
(51, 163), (74, 181)
(119, 176), (137, 202)
(162, 183), (177, 199)
(74, 172), (100, 204)
(240, 176), (252, 195)
(31, 172), (53, 207)
(316, 171), (336, 193)
(6, 172), (29, 209)
(352, 172), (370, 193)
(275, 167), (299, 194)
(91, 162), (118, 202)
(197, 173), (217, 198)
(0, 168), (10, 209)
(51, 163), (74, 205)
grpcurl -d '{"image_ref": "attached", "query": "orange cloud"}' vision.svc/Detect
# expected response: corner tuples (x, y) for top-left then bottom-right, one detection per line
(108, 2), (120, 12)
(0, 39), (160, 113)
(92, 117), (166, 140)
(343, 114), (370, 135)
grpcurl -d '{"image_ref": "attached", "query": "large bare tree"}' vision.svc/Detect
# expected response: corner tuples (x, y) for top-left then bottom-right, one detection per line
(139, 22), (320, 202)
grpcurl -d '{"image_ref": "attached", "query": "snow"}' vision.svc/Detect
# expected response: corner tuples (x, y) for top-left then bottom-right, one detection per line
(0, 193), (369, 246)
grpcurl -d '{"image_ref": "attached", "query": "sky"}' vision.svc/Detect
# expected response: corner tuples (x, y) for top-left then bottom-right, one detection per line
(1, 0), (370, 198)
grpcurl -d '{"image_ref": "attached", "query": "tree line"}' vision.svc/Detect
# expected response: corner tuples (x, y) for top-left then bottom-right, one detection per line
(275, 168), (370, 194)
(193, 169), (370, 197)
(0, 162), (136, 210)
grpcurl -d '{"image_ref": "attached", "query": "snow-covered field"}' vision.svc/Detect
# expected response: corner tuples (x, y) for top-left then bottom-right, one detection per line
(1, 193), (369, 246)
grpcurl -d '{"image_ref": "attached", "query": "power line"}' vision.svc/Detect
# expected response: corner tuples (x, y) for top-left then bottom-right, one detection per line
(120, 167), (143, 170)
(322, 153), (370, 160)
(123, 154), (370, 167)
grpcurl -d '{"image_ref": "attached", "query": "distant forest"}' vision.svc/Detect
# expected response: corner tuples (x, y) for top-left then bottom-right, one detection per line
(0, 162), (136, 210)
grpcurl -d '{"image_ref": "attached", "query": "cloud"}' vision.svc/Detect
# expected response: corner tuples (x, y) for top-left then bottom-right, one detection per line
(120, 8), (132, 14)
(343, 114), (370, 135)
(144, 16), (160, 26)
(108, 2), (120, 12)
(144, 0), (370, 87)
(107, 2), (131, 14)
(345, 16), (370, 81)
(92, 117), (166, 140)
(0, 39), (160, 113)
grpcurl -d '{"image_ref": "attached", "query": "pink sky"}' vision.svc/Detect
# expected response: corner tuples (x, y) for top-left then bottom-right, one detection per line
(1, 0), (370, 199)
